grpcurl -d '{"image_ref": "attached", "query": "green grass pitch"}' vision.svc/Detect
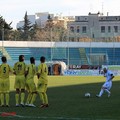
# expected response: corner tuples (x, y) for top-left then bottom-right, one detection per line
(0, 75), (120, 120)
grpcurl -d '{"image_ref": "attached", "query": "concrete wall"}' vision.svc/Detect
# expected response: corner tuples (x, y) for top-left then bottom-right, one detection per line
(0, 41), (120, 48)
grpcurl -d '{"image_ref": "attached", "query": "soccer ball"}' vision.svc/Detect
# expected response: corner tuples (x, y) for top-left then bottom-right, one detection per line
(85, 93), (91, 98)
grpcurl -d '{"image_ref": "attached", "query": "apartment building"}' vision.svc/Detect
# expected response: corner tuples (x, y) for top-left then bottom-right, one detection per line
(16, 12), (74, 30)
(68, 12), (120, 41)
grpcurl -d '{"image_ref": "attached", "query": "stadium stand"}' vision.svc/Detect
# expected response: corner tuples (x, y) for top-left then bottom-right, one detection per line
(5, 47), (31, 60)
(52, 48), (67, 60)
(85, 48), (120, 65)
(3, 47), (120, 66)
(30, 48), (51, 61)
(79, 48), (89, 65)
(0, 41), (120, 68)
(69, 48), (81, 65)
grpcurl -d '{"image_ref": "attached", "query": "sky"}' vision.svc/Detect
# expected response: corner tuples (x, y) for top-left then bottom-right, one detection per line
(1, 0), (120, 29)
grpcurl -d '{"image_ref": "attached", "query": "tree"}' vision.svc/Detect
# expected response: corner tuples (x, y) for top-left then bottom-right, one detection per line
(43, 15), (67, 42)
(20, 11), (33, 40)
(29, 22), (40, 41)
(32, 14), (68, 42)
(14, 13), (68, 41)
(0, 16), (13, 40)
(8, 30), (22, 41)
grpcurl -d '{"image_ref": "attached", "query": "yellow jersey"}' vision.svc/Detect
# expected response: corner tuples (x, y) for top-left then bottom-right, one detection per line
(38, 63), (48, 84)
(26, 64), (36, 80)
(0, 63), (13, 79)
(13, 61), (26, 75)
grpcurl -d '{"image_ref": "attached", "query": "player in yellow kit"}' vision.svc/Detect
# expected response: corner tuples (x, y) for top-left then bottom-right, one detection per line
(37, 56), (49, 108)
(0, 56), (13, 107)
(13, 55), (26, 107)
(25, 57), (37, 107)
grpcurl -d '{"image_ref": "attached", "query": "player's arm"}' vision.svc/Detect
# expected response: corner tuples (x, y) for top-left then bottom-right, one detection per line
(25, 71), (28, 77)
(13, 63), (17, 75)
(24, 63), (27, 77)
(35, 66), (40, 79)
(103, 72), (106, 77)
(25, 64), (29, 78)
(108, 72), (114, 81)
(45, 65), (48, 75)
(32, 65), (36, 75)
(110, 73), (114, 80)
(37, 65), (41, 79)
(37, 73), (40, 79)
(9, 65), (14, 74)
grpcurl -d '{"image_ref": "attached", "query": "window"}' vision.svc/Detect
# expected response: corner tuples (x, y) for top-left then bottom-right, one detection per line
(108, 26), (111, 33)
(82, 26), (87, 33)
(114, 26), (118, 33)
(101, 26), (105, 33)
(70, 26), (74, 32)
(77, 26), (80, 33)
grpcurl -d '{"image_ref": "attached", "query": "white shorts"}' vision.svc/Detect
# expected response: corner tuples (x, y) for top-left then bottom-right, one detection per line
(102, 81), (112, 90)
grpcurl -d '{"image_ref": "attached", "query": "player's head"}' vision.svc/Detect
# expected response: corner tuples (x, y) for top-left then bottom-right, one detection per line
(1, 56), (7, 63)
(30, 57), (35, 64)
(103, 67), (108, 73)
(40, 56), (45, 63)
(19, 55), (24, 62)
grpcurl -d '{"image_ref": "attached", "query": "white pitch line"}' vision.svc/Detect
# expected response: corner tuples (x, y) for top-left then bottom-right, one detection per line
(9, 115), (84, 120)
(0, 112), (86, 120)
(0, 112), (117, 120)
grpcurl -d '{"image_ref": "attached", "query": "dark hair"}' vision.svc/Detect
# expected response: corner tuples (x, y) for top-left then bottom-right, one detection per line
(1, 56), (7, 63)
(19, 55), (24, 62)
(40, 56), (45, 63)
(30, 57), (35, 64)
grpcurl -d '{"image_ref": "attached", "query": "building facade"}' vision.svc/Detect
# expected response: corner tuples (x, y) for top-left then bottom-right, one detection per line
(68, 12), (120, 41)
(16, 12), (74, 30)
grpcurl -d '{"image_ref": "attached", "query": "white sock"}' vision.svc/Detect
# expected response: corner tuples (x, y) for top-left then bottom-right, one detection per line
(99, 89), (104, 97)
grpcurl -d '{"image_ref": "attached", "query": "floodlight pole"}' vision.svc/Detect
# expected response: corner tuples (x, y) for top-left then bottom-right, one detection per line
(113, 31), (115, 65)
(50, 28), (52, 61)
(67, 29), (70, 68)
(2, 21), (4, 55)
(90, 28), (93, 65)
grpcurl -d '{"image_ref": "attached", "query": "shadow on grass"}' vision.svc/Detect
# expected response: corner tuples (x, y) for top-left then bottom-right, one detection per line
(0, 80), (120, 120)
